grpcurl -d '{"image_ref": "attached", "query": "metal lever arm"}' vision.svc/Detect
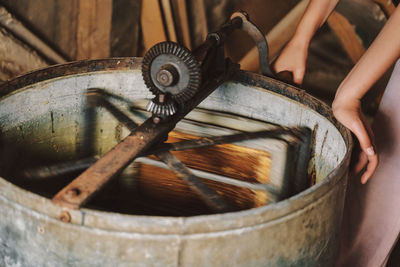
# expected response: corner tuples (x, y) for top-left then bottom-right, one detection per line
(231, 12), (275, 77)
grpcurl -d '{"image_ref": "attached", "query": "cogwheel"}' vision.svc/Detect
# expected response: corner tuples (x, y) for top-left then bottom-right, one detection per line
(146, 96), (177, 117)
(142, 41), (201, 104)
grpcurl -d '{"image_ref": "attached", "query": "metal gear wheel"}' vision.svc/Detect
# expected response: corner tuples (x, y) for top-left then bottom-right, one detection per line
(142, 41), (201, 104)
(146, 95), (177, 117)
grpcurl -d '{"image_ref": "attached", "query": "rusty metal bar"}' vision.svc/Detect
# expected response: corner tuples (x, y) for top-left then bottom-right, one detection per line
(52, 119), (173, 209)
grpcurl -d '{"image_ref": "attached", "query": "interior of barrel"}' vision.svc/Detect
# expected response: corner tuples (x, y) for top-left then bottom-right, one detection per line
(0, 69), (348, 217)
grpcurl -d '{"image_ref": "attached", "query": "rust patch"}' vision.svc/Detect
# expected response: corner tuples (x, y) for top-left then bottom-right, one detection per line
(308, 124), (319, 187)
(50, 111), (55, 134)
(320, 130), (329, 155)
(114, 123), (123, 142)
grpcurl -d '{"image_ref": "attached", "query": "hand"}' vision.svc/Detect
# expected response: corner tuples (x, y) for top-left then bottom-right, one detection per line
(332, 96), (378, 184)
(273, 39), (308, 85)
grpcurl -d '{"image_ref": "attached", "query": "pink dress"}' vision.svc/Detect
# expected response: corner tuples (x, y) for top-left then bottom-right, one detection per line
(338, 59), (400, 266)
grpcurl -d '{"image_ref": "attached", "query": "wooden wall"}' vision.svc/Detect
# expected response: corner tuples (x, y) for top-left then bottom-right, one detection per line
(0, 0), (141, 61)
(0, 0), (297, 64)
(1, 0), (80, 60)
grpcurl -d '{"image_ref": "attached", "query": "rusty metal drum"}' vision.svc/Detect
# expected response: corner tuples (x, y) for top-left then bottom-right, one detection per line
(0, 58), (352, 266)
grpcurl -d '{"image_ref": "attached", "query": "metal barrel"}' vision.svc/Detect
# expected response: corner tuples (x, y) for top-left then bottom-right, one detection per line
(0, 58), (352, 266)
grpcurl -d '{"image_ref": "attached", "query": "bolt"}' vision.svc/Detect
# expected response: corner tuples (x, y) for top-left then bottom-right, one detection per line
(156, 65), (179, 87)
(153, 117), (161, 124)
(66, 188), (81, 198)
(59, 211), (71, 223)
(157, 70), (174, 86)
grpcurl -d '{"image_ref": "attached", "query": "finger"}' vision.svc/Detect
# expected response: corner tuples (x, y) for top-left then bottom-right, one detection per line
(348, 117), (374, 153)
(360, 153), (379, 184)
(352, 151), (367, 174)
(360, 113), (375, 146)
(344, 116), (378, 183)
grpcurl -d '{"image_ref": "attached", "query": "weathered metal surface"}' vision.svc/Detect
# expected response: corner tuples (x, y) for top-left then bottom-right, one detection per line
(0, 58), (352, 266)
